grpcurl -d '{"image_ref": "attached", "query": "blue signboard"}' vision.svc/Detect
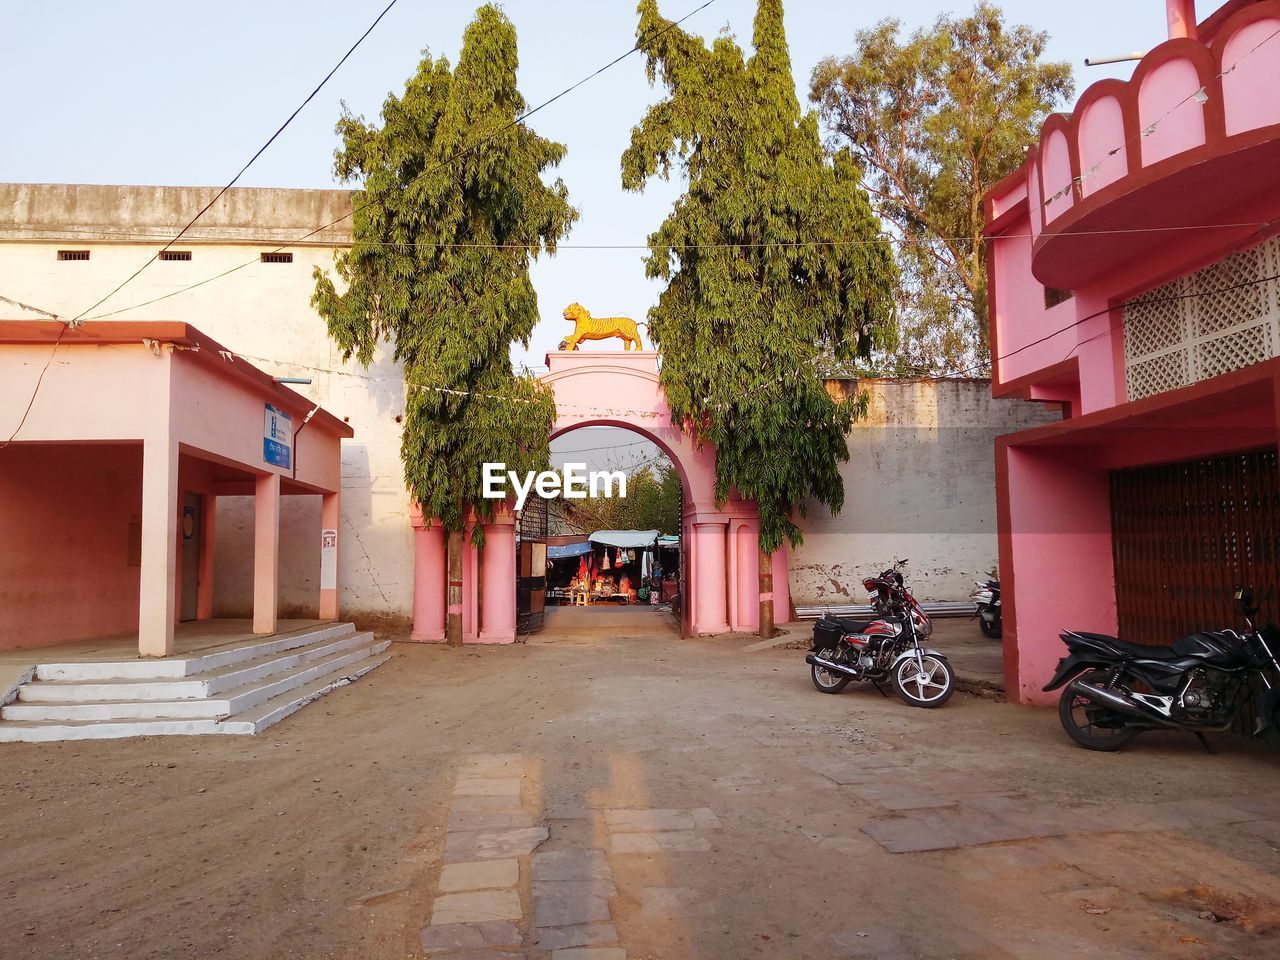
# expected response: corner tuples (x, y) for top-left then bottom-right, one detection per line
(263, 404), (292, 469)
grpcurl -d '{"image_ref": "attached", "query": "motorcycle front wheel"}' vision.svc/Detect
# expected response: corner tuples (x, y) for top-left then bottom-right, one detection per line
(811, 661), (851, 694)
(979, 617), (1002, 639)
(892, 654), (954, 708)
(1058, 671), (1139, 751)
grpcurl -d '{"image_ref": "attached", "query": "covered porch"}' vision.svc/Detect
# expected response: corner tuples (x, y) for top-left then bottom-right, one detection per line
(997, 357), (1280, 704)
(0, 321), (354, 659)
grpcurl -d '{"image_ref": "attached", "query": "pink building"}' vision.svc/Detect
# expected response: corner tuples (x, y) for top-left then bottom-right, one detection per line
(986, 0), (1280, 703)
(0, 321), (352, 656)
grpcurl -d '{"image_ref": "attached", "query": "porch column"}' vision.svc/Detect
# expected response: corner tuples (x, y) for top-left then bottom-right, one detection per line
(138, 437), (179, 657)
(253, 472), (281, 635)
(691, 519), (730, 635)
(478, 505), (517, 644)
(196, 494), (216, 620)
(411, 514), (447, 641)
(462, 516), (480, 642)
(319, 492), (340, 620)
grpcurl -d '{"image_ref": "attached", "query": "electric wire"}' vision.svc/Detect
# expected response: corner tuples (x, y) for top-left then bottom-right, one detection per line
(12, 218), (1275, 250)
(69, 0), (402, 324)
(79, 0), (720, 323)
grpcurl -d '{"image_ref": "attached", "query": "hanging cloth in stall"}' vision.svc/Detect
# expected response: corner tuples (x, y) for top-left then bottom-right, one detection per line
(602, 549), (611, 571)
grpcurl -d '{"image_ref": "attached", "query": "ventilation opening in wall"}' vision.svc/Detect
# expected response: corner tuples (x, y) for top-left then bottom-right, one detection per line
(1044, 286), (1074, 309)
(57, 250), (90, 261)
(260, 252), (293, 264)
(159, 250), (192, 261)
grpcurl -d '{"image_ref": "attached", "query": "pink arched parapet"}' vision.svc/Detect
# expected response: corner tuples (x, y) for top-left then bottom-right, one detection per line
(1137, 57), (1207, 166)
(1077, 96), (1128, 197)
(1221, 17), (1280, 136)
(1040, 129), (1075, 224)
(1026, 156), (1043, 238)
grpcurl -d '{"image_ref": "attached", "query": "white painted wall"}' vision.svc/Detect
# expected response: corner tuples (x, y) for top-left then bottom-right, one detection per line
(790, 379), (1061, 605)
(0, 186), (413, 624)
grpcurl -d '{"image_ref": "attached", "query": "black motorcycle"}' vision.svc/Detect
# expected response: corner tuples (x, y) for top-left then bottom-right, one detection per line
(1043, 590), (1280, 751)
(970, 578), (1001, 639)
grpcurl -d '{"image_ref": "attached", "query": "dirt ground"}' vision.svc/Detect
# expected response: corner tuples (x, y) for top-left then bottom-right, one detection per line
(3, 606), (1280, 960)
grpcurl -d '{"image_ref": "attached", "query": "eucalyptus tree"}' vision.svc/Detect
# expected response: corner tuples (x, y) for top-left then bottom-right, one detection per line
(314, 4), (576, 643)
(622, 0), (896, 634)
(811, 3), (1073, 373)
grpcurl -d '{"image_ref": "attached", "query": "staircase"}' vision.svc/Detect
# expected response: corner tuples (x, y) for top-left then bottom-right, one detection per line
(0, 623), (391, 742)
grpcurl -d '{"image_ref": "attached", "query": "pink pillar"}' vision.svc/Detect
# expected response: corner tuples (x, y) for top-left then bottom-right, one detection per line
(728, 518), (759, 632)
(138, 437), (178, 657)
(1003, 446), (1116, 705)
(196, 494), (216, 620)
(410, 512), (446, 642)
(462, 518), (479, 642)
(770, 546), (792, 623)
(253, 472), (281, 635)
(319, 492), (340, 620)
(478, 505), (517, 644)
(1166, 0), (1197, 40)
(691, 519), (730, 635)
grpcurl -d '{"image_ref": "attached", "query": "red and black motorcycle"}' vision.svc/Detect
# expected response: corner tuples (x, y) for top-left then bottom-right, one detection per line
(806, 560), (955, 708)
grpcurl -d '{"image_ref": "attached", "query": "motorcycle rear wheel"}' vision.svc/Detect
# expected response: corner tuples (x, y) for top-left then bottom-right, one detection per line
(979, 617), (1002, 639)
(1058, 671), (1139, 751)
(811, 661), (851, 694)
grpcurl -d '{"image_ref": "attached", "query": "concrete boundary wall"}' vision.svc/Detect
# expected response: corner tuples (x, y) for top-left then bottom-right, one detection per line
(790, 379), (1061, 606)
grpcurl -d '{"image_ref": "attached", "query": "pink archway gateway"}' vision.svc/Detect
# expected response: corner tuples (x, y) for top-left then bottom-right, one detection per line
(407, 350), (790, 641)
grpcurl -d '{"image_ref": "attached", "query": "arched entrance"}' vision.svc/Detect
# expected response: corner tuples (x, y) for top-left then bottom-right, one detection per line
(407, 349), (790, 641)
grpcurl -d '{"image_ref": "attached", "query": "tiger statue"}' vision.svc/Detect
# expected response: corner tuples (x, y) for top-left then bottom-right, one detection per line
(558, 302), (645, 351)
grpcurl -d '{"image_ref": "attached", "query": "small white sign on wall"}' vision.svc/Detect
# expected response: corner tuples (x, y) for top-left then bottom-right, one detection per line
(320, 528), (338, 590)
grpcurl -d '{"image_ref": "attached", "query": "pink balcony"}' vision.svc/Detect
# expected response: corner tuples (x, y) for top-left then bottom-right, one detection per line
(1021, 1), (1280, 290)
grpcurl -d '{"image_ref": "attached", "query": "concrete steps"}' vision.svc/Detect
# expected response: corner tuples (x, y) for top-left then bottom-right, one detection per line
(0, 624), (391, 742)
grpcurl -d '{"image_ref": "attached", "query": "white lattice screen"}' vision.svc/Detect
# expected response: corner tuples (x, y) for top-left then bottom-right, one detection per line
(1123, 235), (1280, 401)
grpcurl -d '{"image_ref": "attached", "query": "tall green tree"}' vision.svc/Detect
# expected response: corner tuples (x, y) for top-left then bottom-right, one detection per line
(622, 0), (896, 633)
(810, 2), (1073, 374)
(313, 4), (576, 642)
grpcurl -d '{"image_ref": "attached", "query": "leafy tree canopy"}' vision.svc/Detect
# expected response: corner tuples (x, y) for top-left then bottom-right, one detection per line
(313, 4), (577, 533)
(811, 2), (1073, 375)
(622, 0), (896, 552)
(554, 461), (682, 536)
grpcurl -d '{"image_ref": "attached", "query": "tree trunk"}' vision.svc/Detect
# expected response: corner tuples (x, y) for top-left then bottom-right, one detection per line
(758, 545), (774, 638)
(447, 529), (463, 646)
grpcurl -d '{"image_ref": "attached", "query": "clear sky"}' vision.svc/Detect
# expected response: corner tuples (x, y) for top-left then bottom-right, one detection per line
(2, 0), (1200, 372)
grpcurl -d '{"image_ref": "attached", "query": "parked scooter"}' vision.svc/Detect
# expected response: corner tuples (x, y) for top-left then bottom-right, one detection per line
(805, 560), (954, 708)
(1042, 589), (1280, 751)
(970, 578), (1001, 638)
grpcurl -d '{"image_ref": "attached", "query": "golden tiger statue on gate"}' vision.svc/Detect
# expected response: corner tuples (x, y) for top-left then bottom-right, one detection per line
(558, 302), (645, 351)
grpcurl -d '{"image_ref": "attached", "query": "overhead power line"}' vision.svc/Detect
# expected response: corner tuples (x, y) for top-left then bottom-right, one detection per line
(915, 267), (1280, 385)
(79, 0), (720, 323)
(70, 0), (402, 324)
(17, 218), (1279, 251)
